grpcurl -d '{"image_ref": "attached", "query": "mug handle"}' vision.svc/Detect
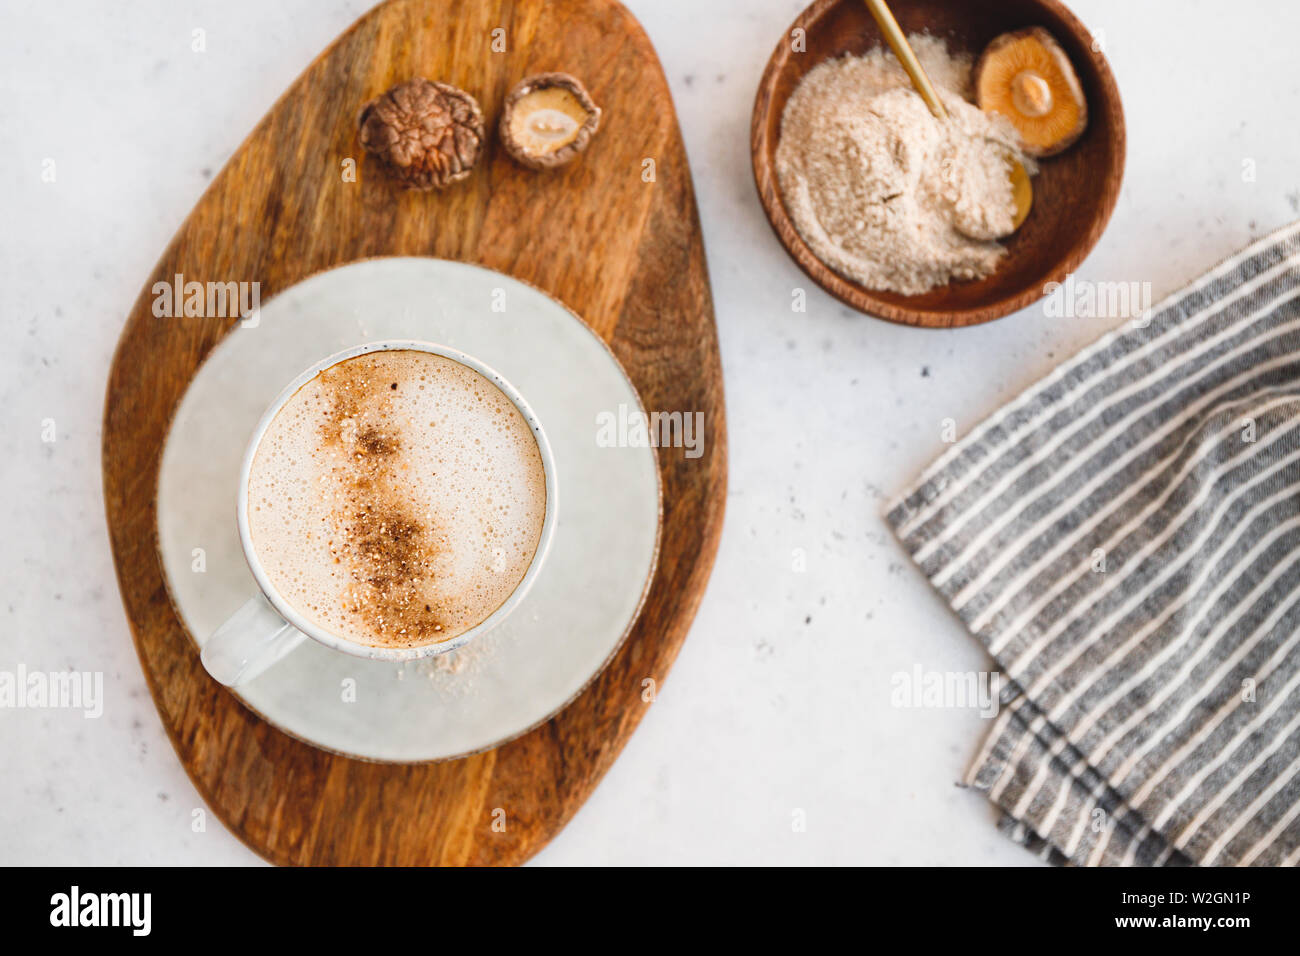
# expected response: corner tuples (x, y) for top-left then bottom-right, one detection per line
(200, 592), (305, 687)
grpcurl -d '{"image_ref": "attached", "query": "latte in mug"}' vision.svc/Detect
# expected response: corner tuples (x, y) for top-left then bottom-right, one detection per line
(245, 349), (548, 649)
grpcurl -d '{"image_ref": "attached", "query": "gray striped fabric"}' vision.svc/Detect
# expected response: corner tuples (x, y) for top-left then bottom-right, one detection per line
(886, 221), (1300, 866)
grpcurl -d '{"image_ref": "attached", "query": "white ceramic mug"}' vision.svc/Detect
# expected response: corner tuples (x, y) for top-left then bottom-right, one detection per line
(200, 340), (558, 687)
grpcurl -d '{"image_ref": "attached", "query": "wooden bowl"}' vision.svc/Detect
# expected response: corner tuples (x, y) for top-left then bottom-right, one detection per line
(751, 0), (1125, 328)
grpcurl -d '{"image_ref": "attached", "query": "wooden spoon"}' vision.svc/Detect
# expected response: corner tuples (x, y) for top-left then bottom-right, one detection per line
(863, 0), (1032, 234)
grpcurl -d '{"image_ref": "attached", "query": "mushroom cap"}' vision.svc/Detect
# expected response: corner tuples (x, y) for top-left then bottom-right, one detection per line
(974, 27), (1088, 158)
(358, 78), (485, 189)
(499, 72), (602, 171)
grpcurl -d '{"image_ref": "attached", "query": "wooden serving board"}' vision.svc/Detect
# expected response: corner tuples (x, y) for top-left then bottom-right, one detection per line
(102, 0), (726, 866)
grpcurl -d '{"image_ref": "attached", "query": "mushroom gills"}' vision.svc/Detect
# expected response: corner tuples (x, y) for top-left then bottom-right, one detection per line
(509, 87), (591, 155)
(974, 27), (1089, 157)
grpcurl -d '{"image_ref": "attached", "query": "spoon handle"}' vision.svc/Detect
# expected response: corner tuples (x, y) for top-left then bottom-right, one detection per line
(863, 0), (947, 120)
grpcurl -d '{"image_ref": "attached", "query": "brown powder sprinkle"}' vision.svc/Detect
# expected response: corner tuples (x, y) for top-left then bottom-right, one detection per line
(338, 506), (451, 641)
(317, 357), (455, 646)
(355, 426), (398, 458)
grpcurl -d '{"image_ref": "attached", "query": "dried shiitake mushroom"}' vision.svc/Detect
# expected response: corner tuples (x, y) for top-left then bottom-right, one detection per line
(499, 73), (601, 170)
(358, 78), (485, 189)
(975, 28), (1088, 157)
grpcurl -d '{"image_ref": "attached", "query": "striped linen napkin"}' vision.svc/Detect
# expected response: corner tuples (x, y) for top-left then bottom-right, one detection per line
(886, 221), (1300, 866)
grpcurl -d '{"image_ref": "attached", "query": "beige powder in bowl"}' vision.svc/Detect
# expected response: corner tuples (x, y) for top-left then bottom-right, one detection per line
(775, 34), (1033, 295)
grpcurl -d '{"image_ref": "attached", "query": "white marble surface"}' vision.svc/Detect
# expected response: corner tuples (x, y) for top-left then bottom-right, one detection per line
(3, 0), (1298, 866)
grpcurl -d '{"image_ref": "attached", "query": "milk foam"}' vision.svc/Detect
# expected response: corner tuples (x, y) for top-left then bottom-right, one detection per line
(246, 349), (547, 649)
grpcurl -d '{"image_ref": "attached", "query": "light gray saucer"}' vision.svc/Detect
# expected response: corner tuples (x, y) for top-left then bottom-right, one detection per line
(157, 258), (661, 762)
